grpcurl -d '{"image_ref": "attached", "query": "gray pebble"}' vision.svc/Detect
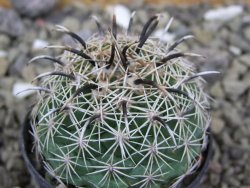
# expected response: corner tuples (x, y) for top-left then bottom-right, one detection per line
(8, 54), (28, 77)
(209, 173), (220, 186)
(228, 177), (241, 187)
(230, 58), (247, 78)
(82, 19), (99, 35)
(11, 0), (57, 18)
(243, 26), (250, 41)
(0, 77), (15, 92)
(223, 79), (248, 100)
(0, 57), (9, 76)
(134, 9), (148, 25)
(61, 16), (81, 32)
(228, 33), (250, 52)
(238, 54), (250, 67)
(198, 49), (230, 73)
(211, 115), (225, 134)
(0, 34), (11, 50)
(0, 166), (11, 187)
(227, 17), (243, 32)
(242, 172), (250, 185)
(21, 29), (37, 44)
(192, 26), (214, 44)
(223, 102), (242, 127)
(0, 8), (24, 37)
(210, 82), (225, 99)
(221, 183), (228, 188)
(229, 147), (243, 160)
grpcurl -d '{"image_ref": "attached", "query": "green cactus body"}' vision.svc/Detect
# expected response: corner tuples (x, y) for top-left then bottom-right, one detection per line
(29, 14), (213, 188)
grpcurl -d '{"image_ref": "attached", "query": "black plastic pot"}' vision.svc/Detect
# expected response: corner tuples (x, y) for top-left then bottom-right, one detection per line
(20, 116), (213, 188)
(20, 115), (53, 188)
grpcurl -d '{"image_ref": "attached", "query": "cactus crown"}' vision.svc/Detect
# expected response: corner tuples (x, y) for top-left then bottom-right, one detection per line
(29, 13), (214, 188)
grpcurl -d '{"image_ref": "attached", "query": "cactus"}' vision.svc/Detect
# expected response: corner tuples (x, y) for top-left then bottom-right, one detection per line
(28, 14), (217, 188)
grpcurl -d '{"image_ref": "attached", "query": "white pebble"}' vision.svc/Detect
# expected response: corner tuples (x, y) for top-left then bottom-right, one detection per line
(153, 29), (175, 43)
(204, 5), (243, 21)
(229, 45), (241, 55)
(0, 50), (7, 58)
(32, 39), (49, 50)
(13, 82), (36, 99)
(106, 4), (131, 29)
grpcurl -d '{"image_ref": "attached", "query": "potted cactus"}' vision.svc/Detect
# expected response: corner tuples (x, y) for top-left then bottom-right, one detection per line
(20, 14), (216, 188)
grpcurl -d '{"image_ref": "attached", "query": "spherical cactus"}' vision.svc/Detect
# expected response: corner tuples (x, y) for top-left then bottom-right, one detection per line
(28, 14), (217, 188)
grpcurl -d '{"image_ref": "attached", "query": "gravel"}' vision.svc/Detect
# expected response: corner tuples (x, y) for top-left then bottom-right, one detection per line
(0, 2), (250, 188)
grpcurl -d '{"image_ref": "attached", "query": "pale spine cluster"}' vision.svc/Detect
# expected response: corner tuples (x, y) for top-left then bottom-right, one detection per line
(27, 14), (217, 188)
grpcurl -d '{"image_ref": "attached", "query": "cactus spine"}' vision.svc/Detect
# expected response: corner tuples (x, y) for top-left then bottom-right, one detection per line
(29, 14), (215, 188)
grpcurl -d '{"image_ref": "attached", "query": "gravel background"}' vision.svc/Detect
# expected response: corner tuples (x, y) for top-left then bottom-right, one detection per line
(0, 2), (250, 188)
